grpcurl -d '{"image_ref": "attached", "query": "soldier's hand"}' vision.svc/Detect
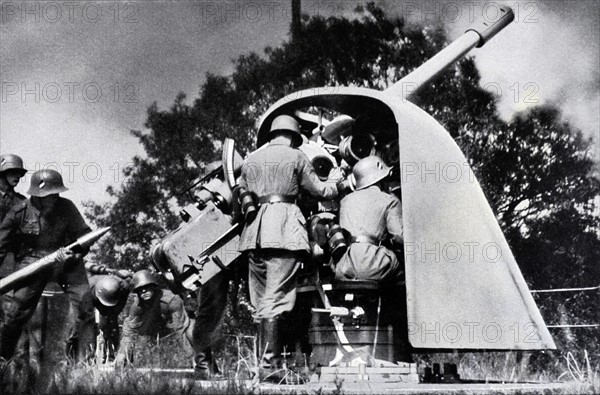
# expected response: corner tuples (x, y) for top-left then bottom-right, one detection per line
(115, 269), (134, 279)
(56, 247), (73, 263)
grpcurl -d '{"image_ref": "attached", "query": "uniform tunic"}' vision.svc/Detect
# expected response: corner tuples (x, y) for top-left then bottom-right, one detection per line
(0, 189), (25, 276)
(238, 142), (338, 252)
(118, 288), (192, 364)
(238, 142), (338, 319)
(0, 197), (94, 361)
(0, 189), (30, 361)
(335, 186), (404, 283)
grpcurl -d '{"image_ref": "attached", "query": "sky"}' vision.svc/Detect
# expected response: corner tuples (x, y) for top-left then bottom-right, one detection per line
(0, 0), (598, 213)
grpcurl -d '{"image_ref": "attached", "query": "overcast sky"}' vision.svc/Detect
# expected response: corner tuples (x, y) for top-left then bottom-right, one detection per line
(1, 0), (598, 212)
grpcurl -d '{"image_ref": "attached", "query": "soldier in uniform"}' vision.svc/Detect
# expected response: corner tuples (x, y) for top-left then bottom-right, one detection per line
(238, 114), (339, 376)
(115, 270), (195, 368)
(0, 169), (96, 363)
(334, 155), (411, 362)
(335, 155), (403, 283)
(83, 262), (133, 362)
(0, 154), (34, 369)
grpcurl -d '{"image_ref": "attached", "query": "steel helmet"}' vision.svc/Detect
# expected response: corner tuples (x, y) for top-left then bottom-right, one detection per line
(269, 115), (303, 147)
(0, 154), (27, 176)
(95, 276), (123, 307)
(27, 169), (68, 197)
(353, 155), (392, 190)
(131, 269), (159, 291)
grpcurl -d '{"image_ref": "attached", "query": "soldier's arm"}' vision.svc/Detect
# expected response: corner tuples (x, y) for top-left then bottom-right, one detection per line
(0, 207), (20, 266)
(297, 152), (338, 199)
(165, 295), (191, 338)
(386, 196), (404, 246)
(85, 261), (133, 279)
(116, 299), (143, 360)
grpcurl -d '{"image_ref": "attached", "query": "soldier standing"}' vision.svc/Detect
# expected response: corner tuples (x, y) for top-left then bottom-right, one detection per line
(83, 262), (132, 362)
(0, 169), (96, 363)
(238, 114), (339, 377)
(115, 270), (195, 368)
(0, 154), (34, 369)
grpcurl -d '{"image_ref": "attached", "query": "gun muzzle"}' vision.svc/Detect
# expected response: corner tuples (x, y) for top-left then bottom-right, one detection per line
(388, 4), (514, 100)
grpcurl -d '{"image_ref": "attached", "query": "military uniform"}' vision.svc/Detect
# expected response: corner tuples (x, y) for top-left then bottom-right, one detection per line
(0, 197), (95, 361)
(84, 273), (130, 362)
(239, 142), (338, 319)
(335, 186), (404, 284)
(0, 189), (25, 282)
(118, 288), (192, 365)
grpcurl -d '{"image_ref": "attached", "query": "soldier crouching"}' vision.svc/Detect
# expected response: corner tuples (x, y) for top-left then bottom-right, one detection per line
(115, 270), (196, 368)
(334, 155), (411, 362)
(83, 262), (133, 363)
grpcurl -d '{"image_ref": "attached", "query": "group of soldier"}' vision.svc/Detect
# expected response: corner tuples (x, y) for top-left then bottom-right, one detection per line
(0, 156), (214, 379)
(0, 113), (405, 382)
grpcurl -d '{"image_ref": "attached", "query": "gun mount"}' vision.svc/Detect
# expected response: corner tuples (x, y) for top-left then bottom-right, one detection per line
(151, 3), (554, 373)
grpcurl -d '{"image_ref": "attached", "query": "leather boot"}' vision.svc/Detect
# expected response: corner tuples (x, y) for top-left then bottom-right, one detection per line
(259, 318), (286, 382)
(194, 348), (221, 380)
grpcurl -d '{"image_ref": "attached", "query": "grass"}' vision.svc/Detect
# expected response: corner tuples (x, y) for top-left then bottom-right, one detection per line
(3, 344), (598, 394)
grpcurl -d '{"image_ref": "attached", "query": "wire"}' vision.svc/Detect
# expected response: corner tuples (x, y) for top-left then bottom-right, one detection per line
(530, 285), (600, 293)
(547, 324), (599, 328)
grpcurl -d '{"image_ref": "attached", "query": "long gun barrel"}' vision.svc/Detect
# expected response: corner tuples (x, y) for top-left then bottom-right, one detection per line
(387, 4), (514, 100)
(0, 227), (111, 294)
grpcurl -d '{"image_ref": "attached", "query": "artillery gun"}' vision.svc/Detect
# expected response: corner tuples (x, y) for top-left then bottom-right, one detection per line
(152, 4), (555, 384)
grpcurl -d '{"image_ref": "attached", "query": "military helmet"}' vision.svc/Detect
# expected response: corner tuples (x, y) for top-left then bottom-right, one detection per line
(27, 169), (68, 197)
(131, 269), (159, 291)
(353, 155), (392, 190)
(95, 276), (123, 307)
(269, 115), (303, 148)
(0, 154), (27, 176)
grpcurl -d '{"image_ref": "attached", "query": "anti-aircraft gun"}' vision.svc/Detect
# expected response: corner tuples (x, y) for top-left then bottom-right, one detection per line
(151, 4), (555, 382)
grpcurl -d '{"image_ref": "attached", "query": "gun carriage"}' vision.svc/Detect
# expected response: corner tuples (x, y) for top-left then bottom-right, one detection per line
(151, 4), (556, 383)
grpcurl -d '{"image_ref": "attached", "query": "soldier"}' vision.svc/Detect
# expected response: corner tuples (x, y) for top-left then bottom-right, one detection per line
(0, 154), (27, 223)
(0, 154), (35, 370)
(334, 155), (412, 362)
(115, 270), (195, 368)
(0, 169), (96, 363)
(83, 262), (133, 362)
(334, 155), (404, 284)
(238, 114), (339, 377)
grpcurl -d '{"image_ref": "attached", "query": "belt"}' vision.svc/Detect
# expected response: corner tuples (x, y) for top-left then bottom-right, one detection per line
(258, 194), (297, 205)
(349, 235), (379, 245)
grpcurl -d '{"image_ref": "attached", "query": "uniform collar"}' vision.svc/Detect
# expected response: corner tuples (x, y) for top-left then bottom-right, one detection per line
(268, 141), (292, 147)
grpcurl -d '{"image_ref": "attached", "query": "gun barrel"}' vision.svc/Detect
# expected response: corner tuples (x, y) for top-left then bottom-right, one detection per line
(0, 227), (110, 294)
(387, 4), (514, 100)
